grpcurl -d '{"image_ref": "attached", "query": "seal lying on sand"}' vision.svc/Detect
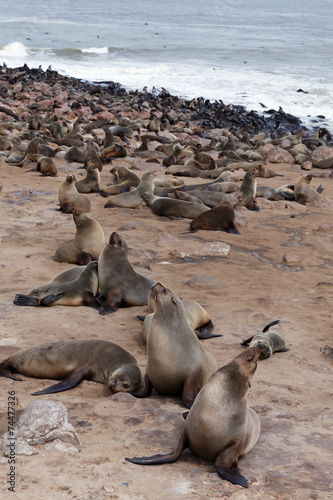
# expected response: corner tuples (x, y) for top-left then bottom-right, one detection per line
(126, 347), (261, 488)
(0, 339), (142, 395)
(240, 320), (289, 359)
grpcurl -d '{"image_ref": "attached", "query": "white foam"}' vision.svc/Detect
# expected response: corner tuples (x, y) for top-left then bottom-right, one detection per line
(80, 47), (108, 54)
(0, 41), (28, 58)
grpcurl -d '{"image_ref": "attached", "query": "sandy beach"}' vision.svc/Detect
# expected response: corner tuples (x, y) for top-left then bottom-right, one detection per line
(0, 66), (332, 499)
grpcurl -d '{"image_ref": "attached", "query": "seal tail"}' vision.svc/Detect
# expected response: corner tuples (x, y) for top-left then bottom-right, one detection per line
(13, 294), (39, 307)
(125, 429), (188, 465)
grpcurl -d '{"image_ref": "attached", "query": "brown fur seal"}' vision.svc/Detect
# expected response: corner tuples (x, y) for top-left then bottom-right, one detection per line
(0, 339), (142, 395)
(237, 169), (259, 210)
(240, 320), (288, 359)
(256, 185), (285, 201)
(65, 146), (85, 163)
(54, 210), (105, 265)
(14, 261), (99, 308)
(126, 347), (261, 488)
(131, 283), (217, 408)
(98, 232), (155, 315)
(257, 164), (283, 178)
(36, 155), (58, 176)
(58, 175), (91, 213)
(15, 137), (39, 167)
(28, 266), (85, 297)
(173, 189), (206, 204)
(84, 140), (103, 171)
(190, 202), (240, 234)
(294, 174), (323, 203)
(75, 164), (100, 193)
(185, 189), (242, 208)
(104, 172), (155, 208)
(140, 192), (210, 219)
(100, 165), (140, 196)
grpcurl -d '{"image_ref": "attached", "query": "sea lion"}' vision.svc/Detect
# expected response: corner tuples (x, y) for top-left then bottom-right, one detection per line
(185, 189), (242, 208)
(0, 339), (142, 395)
(204, 182), (239, 193)
(104, 172), (155, 208)
(131, 283), (217, 408)
(140, 192), (210, 219)
(58, 175), (91, 213)
(54, 210), (105, 265)
(28, 265), (85, 297)
(14, 261), (99, 308)
(65, 146), (85, 163)
(100, 165), (140, 196)
(237, 169), (259, 210)
(36, 155), (58, 176)
(240, 320), (288, 359)
(98, 232), (155, 314)
(126, 347), (261, 488)
(173, 189), (206, 204)
(257, 164), (283, 178)
(84, 140), (103, 171)
(256, 185), (285, 201)
(75, 164), (100, 193)
(190, 202), (240, 234)
(294, 174), (323, 203)
(15, 137), (39, 167)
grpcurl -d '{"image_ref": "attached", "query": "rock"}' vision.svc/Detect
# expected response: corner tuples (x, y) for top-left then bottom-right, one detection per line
(312, 146), (333, 161)
(117, 221), (161, 232)
(301, 161), (312, 171)
(184, 275), (228, 289)
(282, 253), (301, 264)
(265, 146), (295, 164)
(320, 345), (333, 361)
(194, 241), (230, 257)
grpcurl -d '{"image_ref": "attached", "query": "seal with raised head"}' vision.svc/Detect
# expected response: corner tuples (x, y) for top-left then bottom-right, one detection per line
(100, 165), (140, 196)
(0, 339), (142, 395)
(54, 210), (105, 265)
(294, 174), (323, 203)
(126, 347), (261, 488)
(98, 232), (155, 314)
(75, 164), (100, 193)
(240, 320), (289, 359)
(189, 201), (240, 234)
(131, 283), (217, 408)
(58, 175), (91, 213)
(104, 171), (155, 208)
(237, 169), (259, 211)
(140, 192), (210, 219)
(14, 261), (99, 308)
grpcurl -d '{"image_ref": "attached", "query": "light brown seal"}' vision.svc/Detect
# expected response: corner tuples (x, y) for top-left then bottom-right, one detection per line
(294, 174), (323, 203)
(75, 164), (100, 193)
(237, 169), (259, 211)
(140, 192), (210, 219)
(100, 165), (140, 196)
(84, 140), (103, 171)
(54, 210), (105, 265)
(0, 339), (142, 395)
(13, 261), (99, 308)
(256, 185), (285, 201)
(28, 265), (85, 297)
(131, 283), (217, 408)
(58, 175), (91, 213)
(98, 232), (155, 314)
(15, 137), (39, 167)
(189, 201), (240, 234)
(240, 320), (288, 359)
(126, 346), (261, 488)
(104, 172), (155, 208)
(185, 189), (242, 208)
(36, 155), (58, 176)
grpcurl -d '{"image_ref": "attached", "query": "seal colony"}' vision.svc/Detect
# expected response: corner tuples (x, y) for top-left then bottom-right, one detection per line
(0, 64), (332, 495)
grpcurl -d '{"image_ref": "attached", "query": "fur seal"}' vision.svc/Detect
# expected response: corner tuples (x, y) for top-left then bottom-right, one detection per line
(237, 169), (259, 211)
(173, 189), (206, 204)
(75, 164), (100, 193)
(84, 140), (103, 171)
(100, 165), (140, 196)
(241, 320), (289, 359)
(131, 283), (217, 408)
(104, 172), (155, 208)
(256, 185), (285, 201)
(65, 146), (85, 163)
(15, 137), (39, 167)
(294, 174), (323, 203)
(28, 265), (85, 297)
(185, 189), (242, 208)
(58, 175), (91, 213)
(190, 202), (240, 234)
(140, 192), (210, 219)
(0, 339), (142, 395)
(14, 261), (99, 308)
(54, 210), (105, 265)
(36, 155), (58, 176)
(126, 347), (261, 488)
(98, 232), (155, 314)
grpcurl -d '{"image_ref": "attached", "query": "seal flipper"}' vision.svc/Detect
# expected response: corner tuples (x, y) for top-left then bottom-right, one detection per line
(32, 367), (91, 395)
(195, 320), (222, 340)
(275, 347), (289, 353)
(240, 335), (254, 346)
(215, 444), (248, 488)
(130, 373), (153, 398)
(40, 290), (67, 306)
(0, 360), (24, 381)
(262, 319), (280, 332)
(125, 428), (188, 465)
(13, 294), (39, 307)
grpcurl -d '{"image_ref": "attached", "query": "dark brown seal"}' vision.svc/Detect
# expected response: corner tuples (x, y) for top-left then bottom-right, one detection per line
(126, 347), (261, 488)
(0, 339), (142, 395)
(190, 201), (240, 234)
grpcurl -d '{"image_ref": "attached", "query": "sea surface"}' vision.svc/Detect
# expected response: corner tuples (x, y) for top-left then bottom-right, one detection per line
(0, 0), (332, 131)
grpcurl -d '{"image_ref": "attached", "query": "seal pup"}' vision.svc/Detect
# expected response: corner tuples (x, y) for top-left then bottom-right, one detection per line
(131, 283), (217, 408)
(256, 185), (285, 201)
(100, 165), (140, 196)
(36, 156), (58, 176)
(58, 175), (91, 213)
(294, 174), (323, 203)
(189, 202), (240, 234)
(241, 320), (289, 359)
(237, 169), (259, 210)
(140, 192), (210, 219)
(14, 261), (99, 308)
(104, 172), (155, 208)
(75, 164), (100, 193)
(28, 265), (85, 297)
(84, 140), (103, 171)
(0, 339), (142, 395)
(15, 137), (39, 167)
(126, 347), (261, 488)
(54, 210), (105, 265)
(185, 189), (242, 209)
(98, 232), (155, 314)
(65, 146), (85, 164)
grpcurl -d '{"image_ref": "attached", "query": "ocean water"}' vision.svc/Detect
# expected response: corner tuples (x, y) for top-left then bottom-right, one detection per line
(0, 0), (332, 131)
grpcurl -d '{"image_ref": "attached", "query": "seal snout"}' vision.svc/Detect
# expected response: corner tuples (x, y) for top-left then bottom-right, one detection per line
(109, 231), (122, 247)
